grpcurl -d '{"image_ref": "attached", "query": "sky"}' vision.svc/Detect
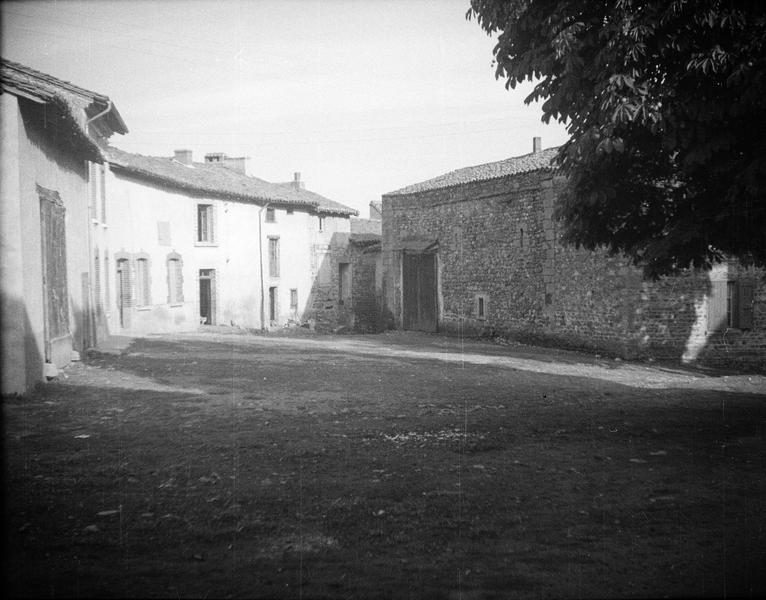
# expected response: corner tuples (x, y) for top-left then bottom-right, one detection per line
(1, 0), (569, 216)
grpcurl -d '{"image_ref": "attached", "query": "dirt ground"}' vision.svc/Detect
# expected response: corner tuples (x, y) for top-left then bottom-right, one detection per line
(3, 329), (766, 599)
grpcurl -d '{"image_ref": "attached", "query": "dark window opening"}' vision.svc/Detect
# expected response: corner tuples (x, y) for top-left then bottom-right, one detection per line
(266, 207), (276, 222)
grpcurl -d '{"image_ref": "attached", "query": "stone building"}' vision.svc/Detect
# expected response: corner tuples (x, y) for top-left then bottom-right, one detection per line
(381, 139), (765, 369)
(1, 58), (127, 394)
(100, 147), (358, 335)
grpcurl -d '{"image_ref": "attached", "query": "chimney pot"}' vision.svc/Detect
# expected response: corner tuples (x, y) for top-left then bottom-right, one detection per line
(174, 149), (193, 165)
(293, 172), (305, 190)
(533, 137), (542, 153)
(205, 152), (226, 163)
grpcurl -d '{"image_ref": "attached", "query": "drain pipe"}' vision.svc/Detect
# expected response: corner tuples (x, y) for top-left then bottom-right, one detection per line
(258, 202), (271, 331)
(86, 99), (113, 126)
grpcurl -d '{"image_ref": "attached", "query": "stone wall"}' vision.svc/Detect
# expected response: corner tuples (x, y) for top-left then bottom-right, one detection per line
(382, 170), (766, 370)
(306, 234), (386, 332)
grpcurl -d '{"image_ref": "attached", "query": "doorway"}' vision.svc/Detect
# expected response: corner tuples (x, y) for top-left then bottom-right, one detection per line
(199, 269), (215, 325)
(269, 286), (277, 324)
(39, 186), (71, 365)
(402, 251), (437, 332)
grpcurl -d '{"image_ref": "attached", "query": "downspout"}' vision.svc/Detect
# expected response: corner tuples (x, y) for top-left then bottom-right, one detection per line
(83, 100), (112, 347)
(258, 202), (271, 331)
(86, 99), (113, 126)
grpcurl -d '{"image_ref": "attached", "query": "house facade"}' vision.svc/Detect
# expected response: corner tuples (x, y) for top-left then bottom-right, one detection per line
(381, 140), (765, 370)
(99, 147), (358, 335)
(1, 59), (127, 394)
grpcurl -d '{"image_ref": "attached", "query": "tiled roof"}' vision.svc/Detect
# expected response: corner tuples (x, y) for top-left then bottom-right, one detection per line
(385, 147), (559, 196)
(1, 58), (128, 135)
(106, 146), (357, 215)
(275, 182), (358, 216)
(349, 232), (381, 245)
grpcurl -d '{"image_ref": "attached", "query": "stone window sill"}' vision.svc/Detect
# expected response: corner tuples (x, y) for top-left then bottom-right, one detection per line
(136, 306), (152, 312)
(195, 242), (219, 247)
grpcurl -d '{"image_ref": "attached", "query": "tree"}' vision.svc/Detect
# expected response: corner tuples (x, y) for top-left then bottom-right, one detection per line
(468, 0), (766, 277)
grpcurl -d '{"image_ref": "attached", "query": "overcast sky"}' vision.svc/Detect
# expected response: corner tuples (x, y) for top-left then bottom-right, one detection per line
(1, 0), (569, 215)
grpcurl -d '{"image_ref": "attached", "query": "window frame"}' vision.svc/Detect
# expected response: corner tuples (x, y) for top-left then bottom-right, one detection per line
(166, 252), (184, 305)
(196, 203), (216, 244)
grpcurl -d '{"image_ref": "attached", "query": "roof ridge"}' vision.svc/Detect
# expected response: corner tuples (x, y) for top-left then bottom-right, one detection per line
(385, 146), (560, 196)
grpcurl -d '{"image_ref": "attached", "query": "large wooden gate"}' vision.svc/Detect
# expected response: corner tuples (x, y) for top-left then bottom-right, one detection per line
(402, 251), (437, 332)
(38, 185), (71, 366)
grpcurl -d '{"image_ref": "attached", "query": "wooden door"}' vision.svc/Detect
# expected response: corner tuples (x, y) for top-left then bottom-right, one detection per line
(402, 252), (437, 332)
(39, 186), (71, 365)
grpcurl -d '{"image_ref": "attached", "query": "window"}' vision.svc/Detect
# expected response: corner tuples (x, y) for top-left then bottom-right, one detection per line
(266, 207), (276, 223)
(104, 250), (110, 311)
(519, 228), (524, 248)
(708, 280), (754, 331)
(167, 254), (184, 304)
(94, 248), (102, 311)
(135, 257), (150, 306)
(197, 204), (214, 243)
(475, 294), (488, 320)
(99, 164), (106, 223)
(318, 216), (324, 232)
(290, 288), (298, 312)
(268, 237), (280, 277)
(89, 163), (98, 221)
(286, 208), (294, 215)
(338, 262), (350, 305)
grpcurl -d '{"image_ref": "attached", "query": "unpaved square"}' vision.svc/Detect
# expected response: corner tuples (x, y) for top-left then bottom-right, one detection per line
(4, 330), (765, 598)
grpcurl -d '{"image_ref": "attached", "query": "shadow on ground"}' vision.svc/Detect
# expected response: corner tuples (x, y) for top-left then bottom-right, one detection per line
(3, 332), (765, 598)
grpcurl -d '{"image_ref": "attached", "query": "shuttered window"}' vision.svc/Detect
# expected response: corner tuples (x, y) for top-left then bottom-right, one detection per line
(167, 254), (184, 304)
(269, 237), (280, 277)
(197, 204), (215, 243)
(135, 258), (150, 306)
(708, 280), (754, 331)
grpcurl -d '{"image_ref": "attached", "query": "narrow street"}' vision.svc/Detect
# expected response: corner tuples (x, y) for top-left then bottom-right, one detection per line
(5, 330), (766, 598)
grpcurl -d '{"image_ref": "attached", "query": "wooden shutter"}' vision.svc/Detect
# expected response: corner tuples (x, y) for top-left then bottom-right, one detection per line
(707, 280), (727, 332)
(738, 282), (754, 330)
(99, 164), (106, 223)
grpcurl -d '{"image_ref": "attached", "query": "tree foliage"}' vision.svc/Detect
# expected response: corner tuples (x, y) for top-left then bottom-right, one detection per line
(468, 0), (766, 277)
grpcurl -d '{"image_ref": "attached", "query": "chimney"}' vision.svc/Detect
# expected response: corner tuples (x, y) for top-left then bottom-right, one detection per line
(293, 171), (305, 190)
(205, 152), (226, 163)
(174, 149), (193, 165)
(223, 156), (248, 174)
(533, 137), (542, 153)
